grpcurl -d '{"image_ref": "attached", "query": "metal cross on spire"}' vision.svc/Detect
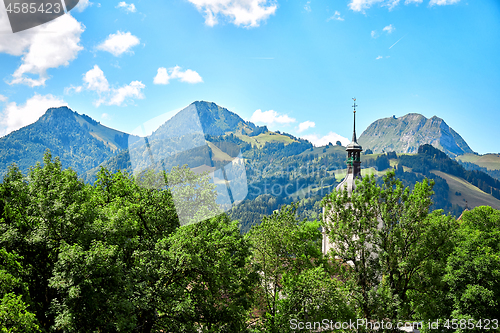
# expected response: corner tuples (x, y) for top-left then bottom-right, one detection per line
(351, 98), (358, 142)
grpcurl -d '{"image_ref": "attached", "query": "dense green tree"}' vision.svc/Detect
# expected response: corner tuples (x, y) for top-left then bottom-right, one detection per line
(154, 214), (258, 332)
(322, 171), (457, 327)
(442, 206), (500, 332)
(0, 152), (257, 332)
(0, 249), (40, 332)
(0, 153), (94, 330)
(247, 203), (353, 332)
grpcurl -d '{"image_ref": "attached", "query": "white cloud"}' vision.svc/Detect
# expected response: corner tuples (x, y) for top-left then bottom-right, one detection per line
(75, 0), (93, 12)
(101, 113), (111, 120)
(349, 0), (428, 11)
(371, 30), (377, 38)
(0, 95), (7, 102)
(64, 85), (83, 94)
(301, 132), (349, 147)
(385, 0), (400, 10)
(297, 121), (315, 133)
(376, 55), (383, 60)
(187, 0), (277, 28)
(0, 94), (68, 136)
(383, 24), (395, 33)
(429, 0), (459, 5)
(0, 12), (85, 87)
(83, 65), (110, 92)
(72, 65), (145, 106)
(304, 1), (311, 12)
(327, 11), (344, 21)
(96, 31), (140, 56)
(106, 81), (145, 106)
(348, 0), (384, 12)
(116, 1), (137, 13)
(153, 66), (203, 84)
(250, 109), (295, 126)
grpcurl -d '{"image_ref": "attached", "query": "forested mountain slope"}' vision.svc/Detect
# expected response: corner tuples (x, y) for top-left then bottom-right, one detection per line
(0, 106), (135, 178)
(1, 102), (497, 232)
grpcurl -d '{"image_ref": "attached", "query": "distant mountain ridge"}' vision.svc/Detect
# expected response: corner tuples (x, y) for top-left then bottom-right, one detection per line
(0, 102), (479, 183)
(0, 106), (136, 178)
(358, 113), (474, 157)
(1, 101), (498, 230)
(151, 101), (265, 139)
(82, 101), (273, 182)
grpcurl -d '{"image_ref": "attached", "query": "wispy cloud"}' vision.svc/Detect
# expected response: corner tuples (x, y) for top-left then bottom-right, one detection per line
(371, 30), (377, 38)
(304, 1), (311, 12)
(66, 65), (145, 107)
(153, 66), (203, 84)
(75, 0), (93, 12)
(96, 31), (140, 56)
(301, 132), (349, 147)
(186, 0), (277, 28)
(349, 0), (385, 12)
(349, 0), (456, 12)
(389, 34), (407, 49)
(376, 55), (383, 60)
(327, 11), (344, 21)
(297, 120), (315, 133)
(383, 24), (395, 34)
(250, 109), (296, 127)
(385, 0), (400, 10)
(116, 1), (136, 13)
(107, 81), (145, 106)
(429, 0), (460, 6)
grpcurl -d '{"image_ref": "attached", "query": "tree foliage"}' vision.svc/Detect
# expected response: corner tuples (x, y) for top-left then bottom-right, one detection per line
(0, 151), (256, 332)
(322, 170), (457, 326)
(246, 204), (353, 332)
(443, 206), (500, 331)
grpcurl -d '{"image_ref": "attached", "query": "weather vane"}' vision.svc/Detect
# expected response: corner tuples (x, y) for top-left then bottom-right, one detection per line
(352, 98), (357, 113)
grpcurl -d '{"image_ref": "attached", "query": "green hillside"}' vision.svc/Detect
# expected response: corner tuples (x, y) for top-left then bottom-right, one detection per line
(456, 153), (500, 170)
(236, 131), (298, 148)
(2, 102), (499, 233)
(430, 170), (500, 210)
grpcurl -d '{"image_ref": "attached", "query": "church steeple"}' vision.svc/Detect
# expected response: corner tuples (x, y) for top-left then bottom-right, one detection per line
(322, 99), (365, 254)
(352, 98), (358, 143)
(335, 98), (363, 195)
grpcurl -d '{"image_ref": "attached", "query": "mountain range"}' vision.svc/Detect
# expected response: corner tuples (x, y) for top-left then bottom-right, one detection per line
(1, 101), (499, 230)
(358, 113), (474, 157)
(0, 101), (478, 178)
(0, 106), (135, 178)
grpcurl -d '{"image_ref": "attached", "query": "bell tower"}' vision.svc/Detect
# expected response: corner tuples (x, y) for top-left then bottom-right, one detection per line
(335, 98), (363, 195)
(322, 98), (363, 254)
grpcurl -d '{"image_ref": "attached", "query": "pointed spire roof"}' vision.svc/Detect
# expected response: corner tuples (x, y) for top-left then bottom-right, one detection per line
(335, 99), (363, 195)
(346, 98), (362, 151)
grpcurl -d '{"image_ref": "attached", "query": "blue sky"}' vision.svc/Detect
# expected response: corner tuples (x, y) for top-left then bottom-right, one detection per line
(0, 0), (499, 153)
